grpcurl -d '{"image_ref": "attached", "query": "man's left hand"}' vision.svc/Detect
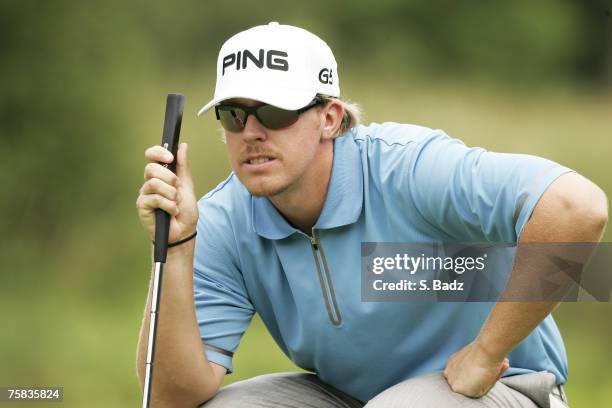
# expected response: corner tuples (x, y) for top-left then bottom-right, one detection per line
(443, 340), (510, 398)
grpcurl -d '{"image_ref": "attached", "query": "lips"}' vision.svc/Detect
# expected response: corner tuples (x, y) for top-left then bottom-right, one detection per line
(248, 156), (272, 165)
(242, 153), (278, 171)
(243, 154), (276, 165)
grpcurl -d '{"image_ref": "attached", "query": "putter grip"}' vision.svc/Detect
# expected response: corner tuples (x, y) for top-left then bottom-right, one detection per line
(154, 93), (184, 263)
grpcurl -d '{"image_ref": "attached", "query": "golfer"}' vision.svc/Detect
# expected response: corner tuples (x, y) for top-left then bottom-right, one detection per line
(136, 23), (608, 407)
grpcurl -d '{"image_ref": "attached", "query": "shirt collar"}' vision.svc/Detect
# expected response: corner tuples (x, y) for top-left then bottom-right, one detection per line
(252, 132), (364, 240)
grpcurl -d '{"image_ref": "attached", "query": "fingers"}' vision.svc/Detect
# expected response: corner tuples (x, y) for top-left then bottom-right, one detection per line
(144, 144), (177, 184)
(144, 162), (179, 186)
(136, 193), (180, 216)
(145, 145), (174, 164)
(140, 177), (178, 202)
(139, 145), (180, 217)
(144, 143), (193, 188)
(138, 143), (197, 242)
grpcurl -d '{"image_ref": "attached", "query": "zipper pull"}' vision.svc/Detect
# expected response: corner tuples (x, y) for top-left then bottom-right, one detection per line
(310, 236), (318, 250)
(310, 229), (318, 250)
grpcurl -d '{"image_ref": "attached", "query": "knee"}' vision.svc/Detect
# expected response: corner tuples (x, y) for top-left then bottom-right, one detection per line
(366, 372), (466, 408)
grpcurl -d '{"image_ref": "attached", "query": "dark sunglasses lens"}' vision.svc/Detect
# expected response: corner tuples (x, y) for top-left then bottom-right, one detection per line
(257, 105), (299, 129)
(218, 107), (247, 132)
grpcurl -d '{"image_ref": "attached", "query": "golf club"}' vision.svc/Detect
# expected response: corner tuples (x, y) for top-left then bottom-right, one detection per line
(142, 93), (184, 408)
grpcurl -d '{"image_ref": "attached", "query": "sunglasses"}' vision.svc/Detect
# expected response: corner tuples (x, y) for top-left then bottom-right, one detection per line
(215, 98), (325, 132)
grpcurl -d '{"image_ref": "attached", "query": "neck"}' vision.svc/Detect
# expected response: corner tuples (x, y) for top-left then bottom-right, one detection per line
(269, 140), (333, 233)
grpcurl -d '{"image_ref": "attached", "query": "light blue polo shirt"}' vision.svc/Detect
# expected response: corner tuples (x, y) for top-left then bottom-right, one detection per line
(193, 122), (572, 402)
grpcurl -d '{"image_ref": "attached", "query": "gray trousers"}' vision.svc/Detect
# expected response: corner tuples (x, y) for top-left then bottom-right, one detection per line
(201, 371), (568, 408)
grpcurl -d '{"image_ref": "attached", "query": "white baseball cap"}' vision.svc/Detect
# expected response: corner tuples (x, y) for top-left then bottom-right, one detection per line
(197, 22), (340, 116)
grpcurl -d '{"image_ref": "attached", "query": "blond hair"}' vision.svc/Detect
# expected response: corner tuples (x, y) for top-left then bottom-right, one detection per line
(316, 95), (362, 137)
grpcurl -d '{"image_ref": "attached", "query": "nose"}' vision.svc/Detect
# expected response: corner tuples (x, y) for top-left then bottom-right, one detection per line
(240, 113), (267, 143)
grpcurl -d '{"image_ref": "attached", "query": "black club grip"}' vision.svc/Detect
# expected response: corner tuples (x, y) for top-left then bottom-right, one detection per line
(154, 93), (184, 263)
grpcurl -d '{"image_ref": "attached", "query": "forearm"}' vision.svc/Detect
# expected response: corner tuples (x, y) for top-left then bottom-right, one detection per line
(136, 240), (220, 406)
(476, 173), (608, 360)
(475, 243), (564, 360)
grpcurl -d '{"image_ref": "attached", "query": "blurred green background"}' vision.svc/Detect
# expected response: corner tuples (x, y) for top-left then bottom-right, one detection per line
(1, 0), (611, 406)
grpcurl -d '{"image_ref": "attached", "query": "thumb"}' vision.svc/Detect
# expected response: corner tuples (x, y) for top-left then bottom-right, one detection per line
(494, 358), (510, 382)
(499, 358), (510, 375)
(176, 142), (193, 183)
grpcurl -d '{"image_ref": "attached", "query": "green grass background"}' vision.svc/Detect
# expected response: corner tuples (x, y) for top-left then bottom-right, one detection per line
(2, 80), (611, 407)
(1, 2), (611, 406)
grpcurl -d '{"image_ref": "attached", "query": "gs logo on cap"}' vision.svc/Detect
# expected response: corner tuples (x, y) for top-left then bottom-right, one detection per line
(319, 68), (333, 85)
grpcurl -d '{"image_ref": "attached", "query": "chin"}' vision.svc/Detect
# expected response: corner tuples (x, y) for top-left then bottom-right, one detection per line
(241, 176), (291, 198)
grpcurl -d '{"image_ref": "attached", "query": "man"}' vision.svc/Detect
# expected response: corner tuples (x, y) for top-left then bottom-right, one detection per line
(135, 22), (608, 407)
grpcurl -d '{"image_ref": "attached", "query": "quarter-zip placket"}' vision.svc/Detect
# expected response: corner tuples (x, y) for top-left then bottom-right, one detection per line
(308, 228), (342, 326)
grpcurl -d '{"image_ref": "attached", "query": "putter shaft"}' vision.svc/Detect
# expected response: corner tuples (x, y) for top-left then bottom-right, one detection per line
(143, 261), (164, 408)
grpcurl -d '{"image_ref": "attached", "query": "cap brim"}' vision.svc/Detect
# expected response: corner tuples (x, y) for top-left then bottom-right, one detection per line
(197, 87), (316, 116)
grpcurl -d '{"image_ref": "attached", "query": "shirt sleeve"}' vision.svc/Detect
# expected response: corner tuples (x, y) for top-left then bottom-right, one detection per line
(405, 131), (574, 242)
(193, 199), (254, 374)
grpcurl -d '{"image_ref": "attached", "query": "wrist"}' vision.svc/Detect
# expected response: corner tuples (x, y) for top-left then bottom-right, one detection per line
(151, 229), (197, 248)
(168, 230), (197, 247)
(474, 335), (507, 364)
(150, 229), (197, 258)
(167, 236), (196, 256)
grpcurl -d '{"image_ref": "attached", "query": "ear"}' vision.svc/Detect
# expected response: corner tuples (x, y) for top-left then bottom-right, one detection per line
(320, 99), (345, 140)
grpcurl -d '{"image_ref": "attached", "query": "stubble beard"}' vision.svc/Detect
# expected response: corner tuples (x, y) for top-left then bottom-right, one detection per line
(242, 173), (295, 198)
